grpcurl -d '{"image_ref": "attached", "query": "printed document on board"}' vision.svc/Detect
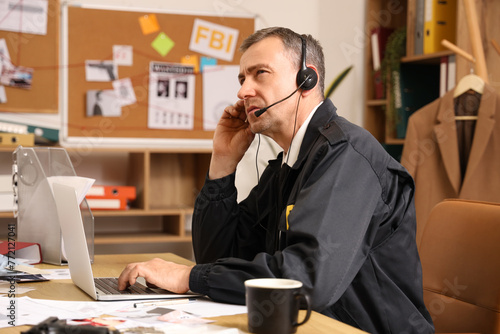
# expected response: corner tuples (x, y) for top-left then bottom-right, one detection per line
(0, 0), (49, 35)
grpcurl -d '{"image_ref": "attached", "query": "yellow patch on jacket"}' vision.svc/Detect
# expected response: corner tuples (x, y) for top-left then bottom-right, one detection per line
(286, 205), (294, 230)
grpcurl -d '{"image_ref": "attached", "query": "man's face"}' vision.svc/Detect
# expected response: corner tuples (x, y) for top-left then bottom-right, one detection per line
(237, 37), (298, 134)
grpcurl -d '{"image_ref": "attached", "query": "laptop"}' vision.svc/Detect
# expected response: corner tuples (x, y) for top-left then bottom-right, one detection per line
(53, 182), (200, 301)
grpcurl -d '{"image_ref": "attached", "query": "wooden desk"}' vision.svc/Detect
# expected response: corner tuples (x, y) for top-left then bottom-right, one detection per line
(6, 253), (365, 334)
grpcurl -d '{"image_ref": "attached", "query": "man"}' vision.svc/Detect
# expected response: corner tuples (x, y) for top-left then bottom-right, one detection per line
(119, 27), (434, 333)
(92, 90), (103, 116)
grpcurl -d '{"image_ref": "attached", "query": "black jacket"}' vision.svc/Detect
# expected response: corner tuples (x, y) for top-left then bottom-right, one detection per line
(189, 99), (434, 333)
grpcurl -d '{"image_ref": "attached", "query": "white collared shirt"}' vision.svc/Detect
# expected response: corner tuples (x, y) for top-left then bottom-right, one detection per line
(282, 101), (323, 166)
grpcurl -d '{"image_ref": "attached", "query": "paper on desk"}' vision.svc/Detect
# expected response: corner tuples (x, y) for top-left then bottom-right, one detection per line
(105, 297), (247, 329)
(0, 296), (131, 327)
(0, 296), (247, 328)
(13, 265), (50, 275)
(169, 297), (247, 318)
(40, 268), (71, 280)
(45, 176), (95, 204)
(108, 297), (247, 319)
(115, 321), (243, 333)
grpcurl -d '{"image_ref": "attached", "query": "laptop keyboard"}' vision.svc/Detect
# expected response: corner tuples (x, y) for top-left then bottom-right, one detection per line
(94, 277), (157, 295)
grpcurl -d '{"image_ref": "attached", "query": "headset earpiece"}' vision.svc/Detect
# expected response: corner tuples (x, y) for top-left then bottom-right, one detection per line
(296, 35), (318, 91)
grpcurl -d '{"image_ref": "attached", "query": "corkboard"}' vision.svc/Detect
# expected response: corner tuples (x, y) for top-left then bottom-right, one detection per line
(63, 4), (254, 142)
(0, 0), (59, 113)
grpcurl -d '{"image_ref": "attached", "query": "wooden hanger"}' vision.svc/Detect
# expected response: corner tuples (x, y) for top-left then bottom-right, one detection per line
(439, 40), (483, 120)
(453, 73), (485, 98)
(452, 73), (483, 121)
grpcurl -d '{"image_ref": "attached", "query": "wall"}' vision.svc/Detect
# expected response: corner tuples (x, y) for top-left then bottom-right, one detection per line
(0, 0), (368, 258)
(0, 0), (367, 130)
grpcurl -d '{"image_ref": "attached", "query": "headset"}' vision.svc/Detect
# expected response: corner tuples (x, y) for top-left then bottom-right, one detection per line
(254, 35), (318, 117)
(296, 35), (318, 91)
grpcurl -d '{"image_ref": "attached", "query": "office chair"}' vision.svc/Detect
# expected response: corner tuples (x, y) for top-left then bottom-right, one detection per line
(419, 199), (500, 334)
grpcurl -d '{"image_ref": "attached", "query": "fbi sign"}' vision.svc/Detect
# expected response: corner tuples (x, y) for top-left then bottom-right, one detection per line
(189, 18), (239, 62)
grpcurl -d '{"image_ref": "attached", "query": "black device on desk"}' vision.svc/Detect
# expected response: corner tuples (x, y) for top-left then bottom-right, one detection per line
(22, 317), (119, 334)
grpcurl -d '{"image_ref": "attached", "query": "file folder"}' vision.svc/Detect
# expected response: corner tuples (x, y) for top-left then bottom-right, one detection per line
(423, 0), (457, 54)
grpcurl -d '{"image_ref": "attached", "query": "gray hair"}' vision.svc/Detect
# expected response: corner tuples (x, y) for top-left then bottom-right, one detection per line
(239, 27), (325, 95)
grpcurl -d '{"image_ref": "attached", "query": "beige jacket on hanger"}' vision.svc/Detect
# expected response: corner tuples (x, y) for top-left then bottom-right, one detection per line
(401, 84), (500, 247)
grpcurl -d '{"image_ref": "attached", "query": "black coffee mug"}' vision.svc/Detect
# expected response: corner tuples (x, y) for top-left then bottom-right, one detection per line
(245, 278), (312, 334)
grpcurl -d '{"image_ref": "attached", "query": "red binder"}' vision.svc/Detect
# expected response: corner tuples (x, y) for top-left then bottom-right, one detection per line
(0, 241), (42, 264)
(370, 27), (394, 99)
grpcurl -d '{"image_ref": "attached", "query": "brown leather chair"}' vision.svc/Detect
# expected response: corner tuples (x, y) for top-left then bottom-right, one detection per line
(419, 199), (500, 334)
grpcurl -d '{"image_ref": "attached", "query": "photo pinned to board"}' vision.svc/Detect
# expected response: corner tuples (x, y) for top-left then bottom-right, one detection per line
(85, 60), (118, 82)
(0, 65), (33, 89)
(112, 78), (137, 107)
(86, 89), (121, 117)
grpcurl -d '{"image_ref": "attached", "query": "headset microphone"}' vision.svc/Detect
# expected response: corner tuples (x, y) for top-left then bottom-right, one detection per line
(254, 35), (318, 118)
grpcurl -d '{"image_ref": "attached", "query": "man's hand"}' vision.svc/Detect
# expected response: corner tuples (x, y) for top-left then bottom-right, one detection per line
(209, 99), (255, 179)
(118, 258), (193, 293)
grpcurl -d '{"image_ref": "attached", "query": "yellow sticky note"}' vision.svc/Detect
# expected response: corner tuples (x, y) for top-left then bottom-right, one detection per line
(181, 55), (199, 74)
(286, 205), (294, 230)
(151, 32), (175, 57)
(139, 14), (160, 35)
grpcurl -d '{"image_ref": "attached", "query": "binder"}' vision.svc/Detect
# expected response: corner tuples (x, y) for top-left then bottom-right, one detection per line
(85, 197), (127, 210)
(395, 63), (440, 138)
(13, 146), (94, 265)
(447, 54), (456, 91)
(86, 185), (136, 210)
(86, 185), (136, 199)
(0, 120), (59, 143)
(371, 27), (394, 70)
(373, 69), (384, 100)
(414, 0), (425, 55)
(370, 27), (393, 99)
(0, 192), (13, 212)
(0, 174), (13, 212)
(440, 56), (449, 97)
(423, 0), (457, 54)
(0, 241), (42, 264)
(0, 133), (35, 147)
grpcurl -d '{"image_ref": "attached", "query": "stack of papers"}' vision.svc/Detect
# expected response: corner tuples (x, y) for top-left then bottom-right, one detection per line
(0, 296), (247, 332)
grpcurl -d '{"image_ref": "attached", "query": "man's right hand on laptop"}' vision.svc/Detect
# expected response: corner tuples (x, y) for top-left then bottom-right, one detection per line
(118, 258), (193, 294)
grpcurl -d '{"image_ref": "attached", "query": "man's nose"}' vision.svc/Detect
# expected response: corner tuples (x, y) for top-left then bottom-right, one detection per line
(237, 79), (256, 100)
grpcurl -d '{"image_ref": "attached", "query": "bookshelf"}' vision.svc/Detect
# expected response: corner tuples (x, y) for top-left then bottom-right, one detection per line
(364, 0), (500, 150)
(0, 147), (210, 257)
(363, 0), (441, 147)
